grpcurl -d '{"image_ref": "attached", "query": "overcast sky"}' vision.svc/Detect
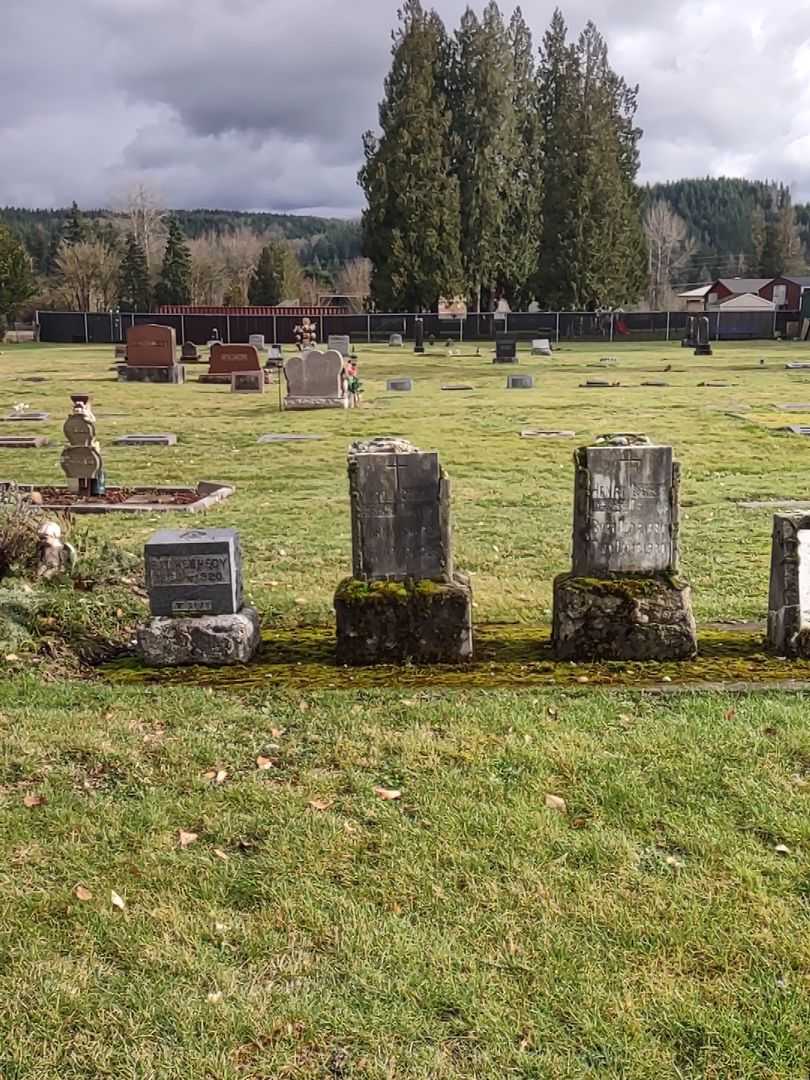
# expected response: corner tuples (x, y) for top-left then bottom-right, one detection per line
(3, 0), (810, 216)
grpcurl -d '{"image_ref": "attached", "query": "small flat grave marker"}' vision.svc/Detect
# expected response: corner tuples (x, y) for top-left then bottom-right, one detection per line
(642, 380), (669, 387)
(3, 411), (49, 422)
(231, 371), (265, 394)
(257, 433), (325, 443)
(785, 425), (810, 436)
(114, 433), (178, 447)
(699, 381), (734, 387)
(0, 436), (49, 448)
(387, 378), (413, 392)
(441, 383), (474, 391)
(507, 374), (534, 389)
(579, 380), (617, 388)
(786, 363), (810, 370)
(520, 429), (575, 439)
(775, 404), (810, 411)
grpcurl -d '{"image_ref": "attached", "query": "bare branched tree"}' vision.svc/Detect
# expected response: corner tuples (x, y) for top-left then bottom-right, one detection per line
(335, 257), (372, 311)
(55, 240), (121, 311)
(123, 184), (168, 273)
(220, 227), (264, 306)
(188, 235), (227, 306)
(643, 200), (696, 309)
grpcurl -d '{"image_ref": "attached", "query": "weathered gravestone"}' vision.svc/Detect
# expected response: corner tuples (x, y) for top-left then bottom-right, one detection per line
(284, 350), (346, 410)
(137, 527), (261, 666)
(114, 344), (127, 359)
(552, 434), (697, 661)
(682, 316), (697, 349)
(532, 339), (552, 357)
(114, 433), (177, 447)
(201, 343), (263, 384)
(328, 335), (351, 357)
(494, 333), (518, 363)
(249, 334), (267, 354)
(387, 378), (413, 392)
(414, 317), (425, 354)
(123, 324), (184, 383)
(181, 341), (201, 362)
(694, 316), (713, 357)
(334, 437), (473, 665)
(768, 514), (810, 658)
(0, 436), (49, 449)
(60, 395), (104, 496)
(389, 334), (404, 347)
(507, 374), (534, 389)
(232, 371), (265, 394)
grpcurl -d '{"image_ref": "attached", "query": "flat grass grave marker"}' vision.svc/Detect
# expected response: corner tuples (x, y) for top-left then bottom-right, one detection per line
(521, 429), (575, 439)
(257, 433), (325, 443)
(775, 403), (810, 411)
(114, 434), (178, 447)
(387, 378), (413, 392)
(786, 362), (810, 370)
(334, 437), (473, 665)
(507, 374), (534, 389)
(3, 410), (49, 422)
(0, 435), (49, 448)
(441, 383), (474, 391)
(784, 425), (810, 436)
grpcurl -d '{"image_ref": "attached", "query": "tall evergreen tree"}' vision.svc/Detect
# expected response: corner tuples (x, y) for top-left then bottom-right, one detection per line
(0, 225), (34, 323)
(63, 201), (86, 246)
(119, 232), (151, 311)
(449, 2), (518, 310)
(359, 0), (463, 311)
(155, 217), (192, 306)
(248, 240), (286, 305)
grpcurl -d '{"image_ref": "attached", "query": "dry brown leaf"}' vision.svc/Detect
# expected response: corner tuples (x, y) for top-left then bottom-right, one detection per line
(179, 830), (199, 848)
(207, 991), (223, 1004)
(111, 890), (126, 910)
(256, 756), (274, 771)
(545, 793), (567, 814)
(214, 848), (229, 861)
(204, 769), (218, 782)
(724, 707), (737, 722)
(75, 885), (93, 901)
(374, 786), (402, 801)
(271, 727), (285, 739)
(214, 769), (228, 785)
(299, 701), (310, 713)
(23, 793), (45, 808)
(4, 654), (20, 663)
(309, 798), (334, 812)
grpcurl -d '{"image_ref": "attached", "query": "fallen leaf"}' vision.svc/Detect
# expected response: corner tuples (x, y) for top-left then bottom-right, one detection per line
(309, 798), (334, 812)
(575, 676), (589, 685)
(374, 786), (402, 801)
(775, 844), (792, 856)
(665, 855), (685, 869)
(74, 885), (93, 901)
(214, 848), (229, 861)
(402, 699), (418, 707)
(23, 793), (45, 808)
(271, 727), (285, 739)
(662, 676), (673, 683)
(299, 701), (310, 713)
(724, 707), (737, 722)
(256, 756), (274, 771)
(4, 654), (20, 663)
(179, 830), (199, 848)
(115, 608), (124, 618)
(207, 991), (223, 1004)
(547, 705), (559, 719)
(214, 769), (228, 785)
(545, 793), (567, 814)
(204, 769), (218, 782)
(111, 890), (126, 910)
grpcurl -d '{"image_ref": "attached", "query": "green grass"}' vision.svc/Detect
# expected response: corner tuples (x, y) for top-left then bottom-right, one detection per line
(2, 338), (810, 1076)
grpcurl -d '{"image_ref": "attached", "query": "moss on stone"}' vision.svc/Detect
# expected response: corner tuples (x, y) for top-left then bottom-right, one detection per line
(564, 573), (688, 600)
(335, 577), (449, 605)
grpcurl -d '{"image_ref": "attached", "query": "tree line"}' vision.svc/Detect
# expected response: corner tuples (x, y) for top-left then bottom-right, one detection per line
(360, 1), (647, 312)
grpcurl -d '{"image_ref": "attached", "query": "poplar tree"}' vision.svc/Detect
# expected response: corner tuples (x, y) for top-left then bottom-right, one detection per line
(155, 217), (192, 306)
(359, 0), (463, 311)
(248, 240), (286, 305)
(119, 232), (151, 311)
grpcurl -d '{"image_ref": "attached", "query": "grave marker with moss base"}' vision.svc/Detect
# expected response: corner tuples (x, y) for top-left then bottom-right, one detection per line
(334, 437), (473, 665)
(767, 514), (810, 658)
(552, 435), (697, 661)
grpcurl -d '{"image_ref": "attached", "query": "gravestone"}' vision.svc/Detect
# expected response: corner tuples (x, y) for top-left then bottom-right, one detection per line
(257, 433), (325, 443)
(0, 436), (49, 449)
(3, 410), (49, 422)
(249, 334), (267, 354)
(114, 344), (127, 359)
(642, 381), (669, 387)
(269, 344), (283, 361)
(123, 324), (184, 383)
(785, 425), (810, 437)
(682, 316), (697, 349)
(494, 333), (518, 363)
(768, 514), (810, 658)
(775, 404), (810, 411)
(328, 335), (351, 357)
(284, 349), (346, 410)
(137, 527), (260, 666)
(532, 339), (552, 356)
(694, 317), (713, 357)
(60, 395), (104, 497)
(552, 434), (697, 661)
(389, 334), (404, 347)
(231, 371), (265, 394)
(786, 363), (810, 370)
(181, 341), (201, 362)
(507, 374), (534, 389)
(580, 380), (618, 388)
(202, 343), (263, 384)
(414, 317), (425, 354)
(114, 433), (178, 447)
(441, 383), (474, 391)
(387, 378), (413, 392)
(334, 437), (473, 665)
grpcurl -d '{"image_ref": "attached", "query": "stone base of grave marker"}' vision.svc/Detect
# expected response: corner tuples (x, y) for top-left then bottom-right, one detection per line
(120, 365), (185, 384)
(767, 514), (810, 658)
(285, 395), (348, 410)
(334, 574), (473, 666)
(137, 607), (261, 667)
(552, 573), (698, 661)
(694, 343), (713, 357)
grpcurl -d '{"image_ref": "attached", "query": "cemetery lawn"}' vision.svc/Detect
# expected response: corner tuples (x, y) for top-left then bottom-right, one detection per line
(2, 340), (810, 1076)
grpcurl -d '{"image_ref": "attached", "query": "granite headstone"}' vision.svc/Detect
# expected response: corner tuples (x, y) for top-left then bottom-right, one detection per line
(144, 528), (243, 617)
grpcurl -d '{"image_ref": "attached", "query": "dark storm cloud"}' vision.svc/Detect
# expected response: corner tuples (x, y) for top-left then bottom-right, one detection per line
(2, 0), (810, 212)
